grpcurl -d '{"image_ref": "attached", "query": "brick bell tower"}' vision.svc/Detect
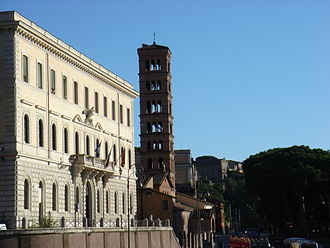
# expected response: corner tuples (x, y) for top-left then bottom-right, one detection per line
(137, 42), (175, 188)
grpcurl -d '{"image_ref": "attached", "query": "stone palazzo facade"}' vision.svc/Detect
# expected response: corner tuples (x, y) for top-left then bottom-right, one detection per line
(0, 11), (139, 229)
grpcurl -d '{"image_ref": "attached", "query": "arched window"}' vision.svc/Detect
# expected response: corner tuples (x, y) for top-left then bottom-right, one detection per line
(146, 102), (151, 114)
(24, 114), (30, 144)
(156, 81), (161, 90)
(152, 122), (157, 133)
(152, 101), (157, 113)
(75, 132), (79, 154)
(158, 158), (164, 169)
(95, 138), (100, 158)
(52, 183), (57, 211)
(86, 135), (90, 155)
(151, 60), (156, 71)
(97, 189), (100, 213)
(122, 193), (125, 214)
(156, 59), (161, 70)
(157, 101), (162, 112)
(114, 192), (118, 214)
(152, 142), (157, 150)
(158, 141), (163, 150)
(64, 185), (69, 211)
(151, 81), (156, 90)
(64, 128), (68, 153)
(52, 124), (57, 150)
(24, 179), (29, 209)
(113, 144), (117, 163)
(146, 81), (150, 90)
(145, 60), (150, 71)
(38, 119), (44, 147)
(147, 159), (153, 170)
(106, 191), (109, 214)
(147, 142), (151, 150)
(158, 122), (163, 132)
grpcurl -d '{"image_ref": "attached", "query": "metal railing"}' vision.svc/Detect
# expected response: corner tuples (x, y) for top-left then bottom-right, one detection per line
(2, 216), (171, 230)
(69, 154), (115, 171)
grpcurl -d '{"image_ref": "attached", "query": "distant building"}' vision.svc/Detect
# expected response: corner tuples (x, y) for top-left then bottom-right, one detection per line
(175, 149), (195, 196)
(0, 11), (139, 229)
(194, 156), (242, 183)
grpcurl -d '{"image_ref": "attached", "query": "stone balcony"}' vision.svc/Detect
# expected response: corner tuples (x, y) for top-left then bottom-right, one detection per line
(68, 154), (116, 185)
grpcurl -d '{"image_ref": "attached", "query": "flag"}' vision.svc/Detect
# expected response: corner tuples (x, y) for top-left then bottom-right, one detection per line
(120, 148), (125, 167)
(104, 147), (112, 168)
(95, 142), (101, 158)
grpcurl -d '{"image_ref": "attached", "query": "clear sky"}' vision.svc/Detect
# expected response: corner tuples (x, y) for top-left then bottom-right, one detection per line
(2, 0), (330, 162)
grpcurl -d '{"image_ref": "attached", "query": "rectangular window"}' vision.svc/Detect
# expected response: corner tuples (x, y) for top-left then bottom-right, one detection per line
(127, 108), (130, 127)
(22, 55), (29, 83)
(112, 100), (116, 121)
(50, 69), (56, 94)
(162, 200), (169, 211)
(74, 81), (78, 104)
(95, 92), (99, 113)
(104, 96), (108, 117)
(63, 75), (67, 99)
(37, 62), (43, 89)
(120, 104), (123, 124)
(85, 87), (89, 108)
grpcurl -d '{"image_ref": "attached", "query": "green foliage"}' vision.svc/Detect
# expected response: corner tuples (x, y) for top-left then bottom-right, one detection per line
(243, 145), (330, 235)
(195, 156), (218, 161)
(37, 215), (57, 228)
(197, 170), (260, 230)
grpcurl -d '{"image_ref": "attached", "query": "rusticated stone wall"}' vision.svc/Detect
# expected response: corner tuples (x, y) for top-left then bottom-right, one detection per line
(0, 227), (180, 248)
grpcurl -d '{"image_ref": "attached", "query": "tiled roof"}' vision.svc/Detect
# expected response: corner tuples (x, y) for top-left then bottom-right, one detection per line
(191, 208), (215, 218)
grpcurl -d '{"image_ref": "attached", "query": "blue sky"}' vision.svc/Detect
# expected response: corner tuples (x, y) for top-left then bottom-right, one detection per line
(2, 0), (330, 161)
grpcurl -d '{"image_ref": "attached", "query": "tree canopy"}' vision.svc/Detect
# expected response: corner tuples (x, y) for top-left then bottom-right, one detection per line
(243, 145), (330, 235)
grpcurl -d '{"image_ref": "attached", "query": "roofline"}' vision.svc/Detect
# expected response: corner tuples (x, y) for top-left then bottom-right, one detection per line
(0, 11), (139, 98)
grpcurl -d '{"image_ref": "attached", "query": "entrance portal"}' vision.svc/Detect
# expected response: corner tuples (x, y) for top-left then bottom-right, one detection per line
(85, 181), (93, 227)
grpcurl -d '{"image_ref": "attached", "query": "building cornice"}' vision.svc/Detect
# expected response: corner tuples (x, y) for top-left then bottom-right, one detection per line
(1, 11), (139, 99)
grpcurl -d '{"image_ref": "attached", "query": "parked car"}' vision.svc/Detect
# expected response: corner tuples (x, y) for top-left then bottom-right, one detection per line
(283, 237), (318, 248)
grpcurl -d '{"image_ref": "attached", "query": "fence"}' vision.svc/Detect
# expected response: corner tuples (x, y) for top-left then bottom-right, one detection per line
(2, 216), (170, 230)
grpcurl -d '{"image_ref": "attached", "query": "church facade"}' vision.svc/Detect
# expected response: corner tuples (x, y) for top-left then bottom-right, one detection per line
(0, 11), (139, 229)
